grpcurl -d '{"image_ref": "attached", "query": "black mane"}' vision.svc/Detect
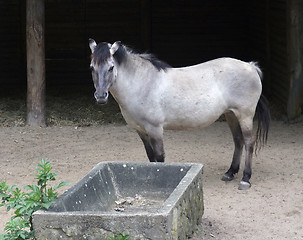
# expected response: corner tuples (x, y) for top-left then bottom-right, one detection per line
(92, 42), (171, 71)
(115, 44), (171, 71)
(139, 53), (172, 71)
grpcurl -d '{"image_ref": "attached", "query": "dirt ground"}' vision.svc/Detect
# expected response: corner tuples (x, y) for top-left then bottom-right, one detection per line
(0, 120), (302, 239)
(0, 87), (302, 239)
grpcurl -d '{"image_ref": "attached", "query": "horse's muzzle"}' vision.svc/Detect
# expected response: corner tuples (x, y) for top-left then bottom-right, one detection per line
(94, 91), (108, 104)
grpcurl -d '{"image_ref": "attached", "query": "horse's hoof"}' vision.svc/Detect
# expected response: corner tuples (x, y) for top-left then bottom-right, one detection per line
(238, 181), (251, 190)
(221, 173), (234, 182)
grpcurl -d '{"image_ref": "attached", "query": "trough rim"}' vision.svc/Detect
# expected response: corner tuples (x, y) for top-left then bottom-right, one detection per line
(33, 161), (203, 217)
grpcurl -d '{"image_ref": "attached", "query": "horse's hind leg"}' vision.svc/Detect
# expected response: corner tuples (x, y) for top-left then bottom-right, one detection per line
(222, 112), (244, 182)
(238, 117), (255, 190)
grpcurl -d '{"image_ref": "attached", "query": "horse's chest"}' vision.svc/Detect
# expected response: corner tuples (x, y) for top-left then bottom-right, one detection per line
(119, 106), (147, 130)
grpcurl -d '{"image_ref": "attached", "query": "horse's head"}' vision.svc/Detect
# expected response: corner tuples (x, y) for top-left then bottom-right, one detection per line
(89, 39), (120, 104)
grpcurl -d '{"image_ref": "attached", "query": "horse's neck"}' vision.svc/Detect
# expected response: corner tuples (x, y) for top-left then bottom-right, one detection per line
(110, 54), (158, 106)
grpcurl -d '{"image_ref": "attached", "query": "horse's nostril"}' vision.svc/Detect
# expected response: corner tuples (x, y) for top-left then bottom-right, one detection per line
(94, 91), (109, 104)
(94, 92), (106, 99)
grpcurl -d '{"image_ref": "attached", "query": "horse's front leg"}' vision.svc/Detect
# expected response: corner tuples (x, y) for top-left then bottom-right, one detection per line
(136, 130), (155, 162)
(136, 127), (165, 162)
(150, 135), (165, 162)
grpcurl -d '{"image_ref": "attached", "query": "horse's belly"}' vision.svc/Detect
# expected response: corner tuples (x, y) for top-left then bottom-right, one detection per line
(163, 104), (224, 130)
(163, 116), (219, 130)
(164, 120), (215, 130)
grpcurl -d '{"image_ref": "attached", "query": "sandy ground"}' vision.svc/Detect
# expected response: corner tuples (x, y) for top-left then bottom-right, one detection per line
(0, 121), (302, 239)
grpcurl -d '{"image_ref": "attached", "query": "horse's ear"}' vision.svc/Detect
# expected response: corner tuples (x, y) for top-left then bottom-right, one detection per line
(110, 41), (121, 55)
(89, 38), (97, 53)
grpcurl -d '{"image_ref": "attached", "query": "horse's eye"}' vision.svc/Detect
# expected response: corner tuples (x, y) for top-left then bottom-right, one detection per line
(108, 66), (114, 72)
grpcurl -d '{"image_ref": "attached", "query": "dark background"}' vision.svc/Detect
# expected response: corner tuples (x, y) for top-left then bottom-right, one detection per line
(0, 0), (296, 116)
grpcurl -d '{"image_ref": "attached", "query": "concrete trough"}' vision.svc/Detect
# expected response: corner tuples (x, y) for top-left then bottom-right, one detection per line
(33, 162), (204, 240)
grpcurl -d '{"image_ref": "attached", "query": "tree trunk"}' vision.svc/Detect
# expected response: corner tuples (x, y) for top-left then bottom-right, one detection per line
(26, 0), (46, 127)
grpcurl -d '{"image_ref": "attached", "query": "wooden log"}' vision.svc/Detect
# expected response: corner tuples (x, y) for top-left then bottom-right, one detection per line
(26, 0), (46, 126)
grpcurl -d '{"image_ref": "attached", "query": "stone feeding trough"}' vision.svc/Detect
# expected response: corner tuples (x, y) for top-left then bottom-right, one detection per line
(33, 162), (204, 240)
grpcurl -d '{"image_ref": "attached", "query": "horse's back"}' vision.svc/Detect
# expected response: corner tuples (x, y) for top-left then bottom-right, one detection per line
(168, 57), (262, 105)
(174, 57), (260, 81)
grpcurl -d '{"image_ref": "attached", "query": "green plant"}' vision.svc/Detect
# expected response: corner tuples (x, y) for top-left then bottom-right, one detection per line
(0, 159), (69, 240)
(108, 233), (130, 240)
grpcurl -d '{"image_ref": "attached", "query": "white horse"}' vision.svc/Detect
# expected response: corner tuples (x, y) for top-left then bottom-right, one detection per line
(89, 39), (270, 190)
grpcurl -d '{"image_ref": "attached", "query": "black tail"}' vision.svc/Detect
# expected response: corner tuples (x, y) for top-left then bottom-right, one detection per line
(255, 94), (270, 153)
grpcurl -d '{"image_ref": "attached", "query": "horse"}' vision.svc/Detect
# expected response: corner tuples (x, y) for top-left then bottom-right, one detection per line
(88, 39), (270, 190)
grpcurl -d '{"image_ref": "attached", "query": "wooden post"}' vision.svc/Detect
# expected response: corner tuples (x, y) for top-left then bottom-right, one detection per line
(26, 0), (46, 126)
(286, 0), (303, 120)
